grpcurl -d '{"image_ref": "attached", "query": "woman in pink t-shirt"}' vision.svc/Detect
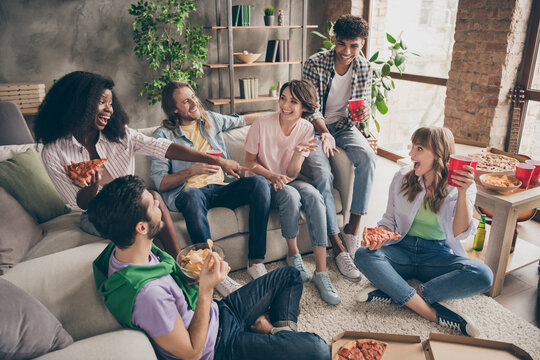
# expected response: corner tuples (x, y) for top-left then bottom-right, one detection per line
(244, 80), (340, 305)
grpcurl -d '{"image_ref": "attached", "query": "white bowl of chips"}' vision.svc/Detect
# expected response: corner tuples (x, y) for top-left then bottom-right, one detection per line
(176, 240), (224, 280)
(479, 174), (521, 194)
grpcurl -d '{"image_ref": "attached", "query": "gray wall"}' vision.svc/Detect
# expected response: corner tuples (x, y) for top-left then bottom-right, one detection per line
(0, 0), (325, 129)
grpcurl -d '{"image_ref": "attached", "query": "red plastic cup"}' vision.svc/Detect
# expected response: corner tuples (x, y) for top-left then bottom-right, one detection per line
(524, 159), (540, 186)
(468, 156), (480, 174)
(348, 99), (365, 122)
(515, 163), (535, 189)
(206, 150), (222, 157)
(448, 155), (472, 187)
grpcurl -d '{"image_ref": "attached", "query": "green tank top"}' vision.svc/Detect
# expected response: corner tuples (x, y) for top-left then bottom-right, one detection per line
(407, 201), (446, 240)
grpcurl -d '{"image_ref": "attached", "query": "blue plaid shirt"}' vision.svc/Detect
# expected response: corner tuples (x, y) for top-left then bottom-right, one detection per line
(302, 48), (372, 130)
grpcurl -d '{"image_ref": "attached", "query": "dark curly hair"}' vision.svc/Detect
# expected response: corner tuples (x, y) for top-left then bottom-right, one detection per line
(280, 80), (319, 118)
(333, 15), (369, 40)
(34, 71), (129, 145)
(88, 175), (150, 249)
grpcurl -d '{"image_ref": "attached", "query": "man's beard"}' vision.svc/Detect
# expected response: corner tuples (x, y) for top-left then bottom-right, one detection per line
(148, 219), (164, 239)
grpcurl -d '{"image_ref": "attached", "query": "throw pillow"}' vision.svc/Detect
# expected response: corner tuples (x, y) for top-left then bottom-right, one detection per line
(0, 187), (44, 274)
(0, 148), (70, 223)
(0, 278), (73, 359)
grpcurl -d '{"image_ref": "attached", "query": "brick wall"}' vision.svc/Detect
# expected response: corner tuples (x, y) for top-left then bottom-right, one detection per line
(444, 0), (532, 148)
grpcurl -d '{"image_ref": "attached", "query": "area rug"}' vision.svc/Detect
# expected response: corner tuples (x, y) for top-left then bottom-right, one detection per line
(228, 252), (540, 359)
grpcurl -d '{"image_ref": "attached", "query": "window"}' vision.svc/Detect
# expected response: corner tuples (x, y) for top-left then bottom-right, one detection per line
(367, 0), (457, 155)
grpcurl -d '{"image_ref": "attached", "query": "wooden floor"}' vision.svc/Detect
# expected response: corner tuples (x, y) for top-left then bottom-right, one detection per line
(493, 219), (540, 328)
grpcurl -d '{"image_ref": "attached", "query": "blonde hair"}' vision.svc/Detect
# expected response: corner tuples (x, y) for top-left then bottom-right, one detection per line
(400, 127), (455, 213)
(161, 81), (212, 133)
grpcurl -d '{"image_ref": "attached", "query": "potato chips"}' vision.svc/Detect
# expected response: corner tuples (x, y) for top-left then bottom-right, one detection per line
(179, 239), (220, 278)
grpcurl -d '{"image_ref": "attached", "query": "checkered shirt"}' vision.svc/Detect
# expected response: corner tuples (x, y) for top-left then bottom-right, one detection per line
(302, 48), (372, 130)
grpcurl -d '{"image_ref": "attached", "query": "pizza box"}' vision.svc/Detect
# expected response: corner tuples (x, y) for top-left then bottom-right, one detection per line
(331, 331), (425, 360)
(423, 333), (533, 360)
(331, 331), (532, 360)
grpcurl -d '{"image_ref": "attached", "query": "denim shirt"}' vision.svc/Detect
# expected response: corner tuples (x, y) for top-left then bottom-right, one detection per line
(377, 166), (477, 257)
(149, 111), (245, 211)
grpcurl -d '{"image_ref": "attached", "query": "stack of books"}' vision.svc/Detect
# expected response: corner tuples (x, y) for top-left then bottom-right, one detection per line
(232, 5), (250, 26)
(264, 39), (290, 62)
(239, 78), (259, 99)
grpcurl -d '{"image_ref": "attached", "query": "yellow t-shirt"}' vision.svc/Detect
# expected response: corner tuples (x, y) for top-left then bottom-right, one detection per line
(181, 122), (226, 189)
(407, 201), (446, 240)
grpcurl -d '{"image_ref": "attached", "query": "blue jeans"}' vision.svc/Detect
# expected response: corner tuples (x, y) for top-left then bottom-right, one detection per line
(270, 179), (327, 247)
(214, 266), (330, 360)
(354, 235), (493, 305)
(174, 176), (271, 261)
(305, 123), (377, 235)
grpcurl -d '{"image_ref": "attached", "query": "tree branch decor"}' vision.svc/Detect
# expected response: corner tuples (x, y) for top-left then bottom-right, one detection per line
(129, 0), (211, 105)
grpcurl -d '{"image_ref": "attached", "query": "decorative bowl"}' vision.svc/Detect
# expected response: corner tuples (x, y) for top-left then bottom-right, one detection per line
(176, 243), (224, 280)
(234, 52), (261, 64)
(479, 173), (521, 194)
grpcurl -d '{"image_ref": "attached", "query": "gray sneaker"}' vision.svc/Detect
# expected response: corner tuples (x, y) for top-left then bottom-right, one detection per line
(312, 271), (341, 305)
(286, 254), (311, 282)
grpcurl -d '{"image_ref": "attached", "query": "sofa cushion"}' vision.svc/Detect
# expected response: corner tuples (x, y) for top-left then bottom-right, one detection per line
(0, 277), (73, 360)
(0, 148), (70, 223)
(3, 241), (121, 341)
(0, 187), (44, 274)
(23, 211), (102, 261)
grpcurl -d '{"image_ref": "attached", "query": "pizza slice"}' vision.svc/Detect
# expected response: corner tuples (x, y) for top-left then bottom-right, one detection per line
(64, 158), (108, 187)
(334, 339), (387, 360)
(363, 227), (401, 247)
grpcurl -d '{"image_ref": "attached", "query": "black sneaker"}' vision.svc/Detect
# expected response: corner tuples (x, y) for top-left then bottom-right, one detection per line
(357, 287), (393, 304)
(432, 302), (480, 337)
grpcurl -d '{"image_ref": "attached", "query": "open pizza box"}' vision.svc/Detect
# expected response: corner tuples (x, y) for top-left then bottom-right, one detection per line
(331, 331), (532, 360)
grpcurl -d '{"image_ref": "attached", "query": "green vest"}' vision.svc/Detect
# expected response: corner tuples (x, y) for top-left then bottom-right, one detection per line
(93, 242), (198, 329)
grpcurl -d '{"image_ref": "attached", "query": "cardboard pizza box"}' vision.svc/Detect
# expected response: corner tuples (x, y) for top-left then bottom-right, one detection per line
(487, 147), (530, 163)
(332, 331), (425, 360)
(332, 331), (533, 360)
(423, 333), (532, 360)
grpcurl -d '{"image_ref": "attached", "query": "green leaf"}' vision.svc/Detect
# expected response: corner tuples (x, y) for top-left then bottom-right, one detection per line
(382, 77), (392, 90)
(381, 63), (391, 76)
(409, 50), (421, 56)
(368, 51), (379, 62)
(325, 21), (333, 35)
(400, 39), (407, 50)
(393, 43), (401, 49)
(323, 40), (334, 49)
(386, 33), (396, 44)
(374, 60), (384, 64)
(311, 31), (327, 39)
(394, 54), (405, 66)
(376, 99), (388, 114)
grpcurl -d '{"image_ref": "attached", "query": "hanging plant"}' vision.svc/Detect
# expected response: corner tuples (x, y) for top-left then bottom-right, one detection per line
(129, 0), (211, 105)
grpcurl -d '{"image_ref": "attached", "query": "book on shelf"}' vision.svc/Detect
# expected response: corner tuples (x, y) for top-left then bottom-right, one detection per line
(232, 5), (250, 26)
(265, 39), (289, 62)
(239, 78), (259, 99)
(265, 40), (278, 62)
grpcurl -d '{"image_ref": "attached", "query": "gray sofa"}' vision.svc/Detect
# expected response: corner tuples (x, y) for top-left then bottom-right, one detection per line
(0, 125), (355, 359)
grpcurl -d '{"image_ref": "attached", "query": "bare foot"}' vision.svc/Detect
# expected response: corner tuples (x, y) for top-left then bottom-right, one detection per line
(250, 314), (273, 334)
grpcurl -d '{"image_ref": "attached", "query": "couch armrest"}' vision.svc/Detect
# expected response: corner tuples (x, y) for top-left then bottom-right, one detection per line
(329, 149), (354, 224)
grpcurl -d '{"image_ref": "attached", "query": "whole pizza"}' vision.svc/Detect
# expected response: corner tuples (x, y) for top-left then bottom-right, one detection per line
(333, 339), (387, 360)
(468, 153), (519, 172)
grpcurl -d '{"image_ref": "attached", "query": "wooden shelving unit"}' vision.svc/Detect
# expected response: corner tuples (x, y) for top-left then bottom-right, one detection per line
(206, 0), (313, 113)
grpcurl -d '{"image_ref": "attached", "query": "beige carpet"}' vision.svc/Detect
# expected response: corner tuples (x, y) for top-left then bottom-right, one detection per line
(227, 252), (540, 359)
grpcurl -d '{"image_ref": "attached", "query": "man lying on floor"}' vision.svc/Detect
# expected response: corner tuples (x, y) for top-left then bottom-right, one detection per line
(90, 175), (330, 360)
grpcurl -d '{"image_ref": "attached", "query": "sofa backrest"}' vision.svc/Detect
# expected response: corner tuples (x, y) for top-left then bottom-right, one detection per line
(1, 241), (121, 341)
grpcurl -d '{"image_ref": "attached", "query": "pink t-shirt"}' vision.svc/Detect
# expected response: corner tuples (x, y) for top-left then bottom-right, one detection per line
(244, 112), (314, 179)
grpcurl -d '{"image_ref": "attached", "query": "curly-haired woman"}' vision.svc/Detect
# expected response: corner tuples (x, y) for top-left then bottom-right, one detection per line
(35, 71), (242, 259)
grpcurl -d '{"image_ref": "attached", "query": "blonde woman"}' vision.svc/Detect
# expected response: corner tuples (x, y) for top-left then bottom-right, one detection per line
(355, 127), (493, 336)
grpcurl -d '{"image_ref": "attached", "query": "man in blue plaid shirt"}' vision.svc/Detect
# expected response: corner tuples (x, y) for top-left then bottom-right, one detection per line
(302, 15), (376, 282)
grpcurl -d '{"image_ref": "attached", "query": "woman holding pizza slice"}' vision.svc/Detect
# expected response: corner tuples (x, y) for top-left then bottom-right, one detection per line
(34, 71), (243, 260)
(354, 127), (493, 337)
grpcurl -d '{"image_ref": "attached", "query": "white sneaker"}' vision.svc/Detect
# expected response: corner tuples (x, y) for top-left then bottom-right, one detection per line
(247, 262), (267, 280)
(339, 227), (361, 257)
(335, 252), (362, 282)
(215, 276), (241, 297)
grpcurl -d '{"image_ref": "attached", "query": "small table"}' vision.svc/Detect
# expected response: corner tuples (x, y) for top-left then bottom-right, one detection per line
(473, 184), (540, 297)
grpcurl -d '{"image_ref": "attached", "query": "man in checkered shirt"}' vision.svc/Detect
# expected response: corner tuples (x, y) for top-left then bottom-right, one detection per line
(302, 15), (376, 282)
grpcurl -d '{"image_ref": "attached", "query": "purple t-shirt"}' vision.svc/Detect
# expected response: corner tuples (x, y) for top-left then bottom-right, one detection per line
(108, 250), (220, 360)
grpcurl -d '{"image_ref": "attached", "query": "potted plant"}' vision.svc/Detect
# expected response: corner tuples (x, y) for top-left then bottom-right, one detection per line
(264, 6), (274, 26)
(312, 21), (420, 138)
(129, 0), (211, 105)
(269, 84), (277, 97)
